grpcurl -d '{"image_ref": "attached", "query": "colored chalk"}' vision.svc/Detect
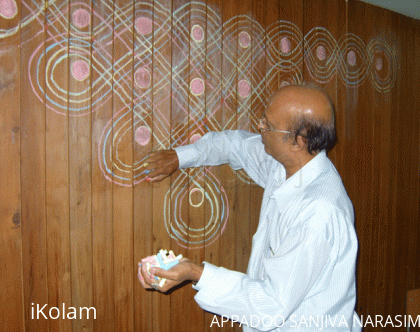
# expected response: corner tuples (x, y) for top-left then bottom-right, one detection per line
(140, 249), (183, 288)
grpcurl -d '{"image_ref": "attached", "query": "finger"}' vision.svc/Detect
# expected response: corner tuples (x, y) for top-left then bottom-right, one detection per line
(137, 263), (144, 281)
(138, 266), (152, 289)
(149, 266), (180, 280)
(148, 174), (169, 183)
(141, 263), (158, 286)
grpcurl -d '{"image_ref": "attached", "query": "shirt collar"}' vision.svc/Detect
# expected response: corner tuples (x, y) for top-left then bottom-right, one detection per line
(271, 150), (331, 212)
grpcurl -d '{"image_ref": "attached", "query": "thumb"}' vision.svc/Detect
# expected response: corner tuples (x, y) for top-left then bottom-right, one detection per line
(149, 266), (170, 278)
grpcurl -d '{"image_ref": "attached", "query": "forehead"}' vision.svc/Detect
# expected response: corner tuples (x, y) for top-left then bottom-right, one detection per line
(265, 91), (292, 124)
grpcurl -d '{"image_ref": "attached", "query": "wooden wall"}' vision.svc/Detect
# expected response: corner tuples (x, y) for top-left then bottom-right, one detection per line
(0, 0), (419, 331)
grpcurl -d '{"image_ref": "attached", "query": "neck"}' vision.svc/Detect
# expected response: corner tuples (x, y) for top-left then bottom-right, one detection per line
(284, 152), (317, 180)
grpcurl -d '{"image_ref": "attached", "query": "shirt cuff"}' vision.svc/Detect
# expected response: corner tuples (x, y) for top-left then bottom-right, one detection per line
(192, 261), (215, 291)
(175, 145), (200, 169)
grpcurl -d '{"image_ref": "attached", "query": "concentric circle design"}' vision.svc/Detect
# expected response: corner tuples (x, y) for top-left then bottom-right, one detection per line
(13, 0), (398, 249)
(164, 171), (229, 249)
(338, 33), (368, 87)
(99, 106), (151, 187)
(367, 38), (397, 93)
(304, 27), (339, 83)
(266, 20), (303, 71)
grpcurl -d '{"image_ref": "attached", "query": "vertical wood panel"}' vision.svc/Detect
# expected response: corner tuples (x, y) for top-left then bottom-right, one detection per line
(20, 1), (48, 330)
(151, 0), (172, 329)
(91, 0), (115, 330)
(133, 0), (154, 330)
(0, 0), (23, 329)
(187, 1), (206, 330)
(204, 0), (223, 329)
(112, 1), (134, 330)
(170, 0), (192, 331)
(234, 0), (251, 286)
(45, 1), (72, 330)
(68, 1), (93, 330)
(390, 12), (418, 324)
(415, 17), (420, 292)
(219, 1), (238, 330)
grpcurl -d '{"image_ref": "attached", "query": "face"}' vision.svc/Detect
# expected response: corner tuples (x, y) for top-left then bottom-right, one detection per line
(258, 93), (294, 163)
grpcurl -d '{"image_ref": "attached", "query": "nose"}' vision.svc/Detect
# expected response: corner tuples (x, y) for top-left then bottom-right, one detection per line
(257, 118), (264, 131)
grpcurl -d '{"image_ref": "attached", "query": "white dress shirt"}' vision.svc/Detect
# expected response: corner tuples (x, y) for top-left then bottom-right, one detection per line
(175, 130), (361, 331)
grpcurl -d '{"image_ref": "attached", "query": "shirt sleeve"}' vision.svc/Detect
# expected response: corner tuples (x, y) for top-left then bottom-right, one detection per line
(175, 130), (272, 188)
(192, 218), (333, 331)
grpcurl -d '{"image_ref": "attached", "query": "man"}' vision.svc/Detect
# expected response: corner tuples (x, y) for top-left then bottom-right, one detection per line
(138, 84), (361, 331)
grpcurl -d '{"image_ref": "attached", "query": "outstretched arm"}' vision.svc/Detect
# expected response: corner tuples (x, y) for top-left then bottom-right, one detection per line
(145, 131), (270, 187)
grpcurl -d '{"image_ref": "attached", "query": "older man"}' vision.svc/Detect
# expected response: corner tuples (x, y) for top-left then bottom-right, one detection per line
(138, 84), (361, 331)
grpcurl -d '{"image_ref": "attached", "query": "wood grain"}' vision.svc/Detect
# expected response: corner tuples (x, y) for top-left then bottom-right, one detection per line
(20, 1), (48, 330)
(0, 0), (23, 330)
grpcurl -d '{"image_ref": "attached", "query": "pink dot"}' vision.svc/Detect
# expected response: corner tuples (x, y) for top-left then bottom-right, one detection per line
(135, 17), (152, 35)
(190, 78), (205, 96)
(238, 80), (250, 98)
(135, 126), (151, 146)
(192, 25), (204, 42)
(190, 134), (201, 143)
(316, 45), (326, 61)
(71, 60), (89, 81)
(375, 57), (383, 71)
(0, 0), (17, 19)
(280, 37), (291, 54)
(135, 67), (151, 89)
(72, 8), (90, 28)
(239, 31), (251, 48)
(347, 50), (356, 66)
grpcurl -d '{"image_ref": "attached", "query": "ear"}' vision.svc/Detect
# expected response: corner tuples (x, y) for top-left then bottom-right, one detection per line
(290, 135), (307, 152)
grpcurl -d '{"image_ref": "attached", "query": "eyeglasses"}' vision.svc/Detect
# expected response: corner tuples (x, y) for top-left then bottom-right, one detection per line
(258, 115), (291, 134)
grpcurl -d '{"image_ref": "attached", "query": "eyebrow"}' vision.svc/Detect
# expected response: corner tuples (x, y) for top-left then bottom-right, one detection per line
(263, 113), (275, 129)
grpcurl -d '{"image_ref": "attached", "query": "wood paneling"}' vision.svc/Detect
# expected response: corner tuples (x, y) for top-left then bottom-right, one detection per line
(0, 0), (419, 331)
(0, 0), (23, 330)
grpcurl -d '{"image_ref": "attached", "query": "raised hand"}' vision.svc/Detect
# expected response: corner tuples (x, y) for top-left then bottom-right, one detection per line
(144, 149), (179, 183)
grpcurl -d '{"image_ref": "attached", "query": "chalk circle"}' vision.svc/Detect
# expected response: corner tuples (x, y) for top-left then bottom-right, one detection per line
(71, 60), (89, 81)
(0, 0), (17, 19)
(190, 78), (205, 96)
(135, 67), (151, 89)
(347, 50), (356, 66)
(280, 81), (290, 88)
(239, 31), (251, 48)
(191, 24), (204, 43)
(280, 37), (291, 54)
(135, 126), (151, 146)
(190, 133), (201, 143)
(135, 16), (152, 35)
(316, 45), (327, 60)
(189, 188), (205, 208)
(72, 8), (90, 28)
(375, 57), (383, 71)
(238, 79), (250, 98)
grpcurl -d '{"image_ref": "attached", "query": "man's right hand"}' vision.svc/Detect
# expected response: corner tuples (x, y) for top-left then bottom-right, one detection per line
(144, 149), (179, 183)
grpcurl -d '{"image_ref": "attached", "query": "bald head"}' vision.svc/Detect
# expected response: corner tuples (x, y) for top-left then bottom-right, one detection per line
(269, 84), (336, 154)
